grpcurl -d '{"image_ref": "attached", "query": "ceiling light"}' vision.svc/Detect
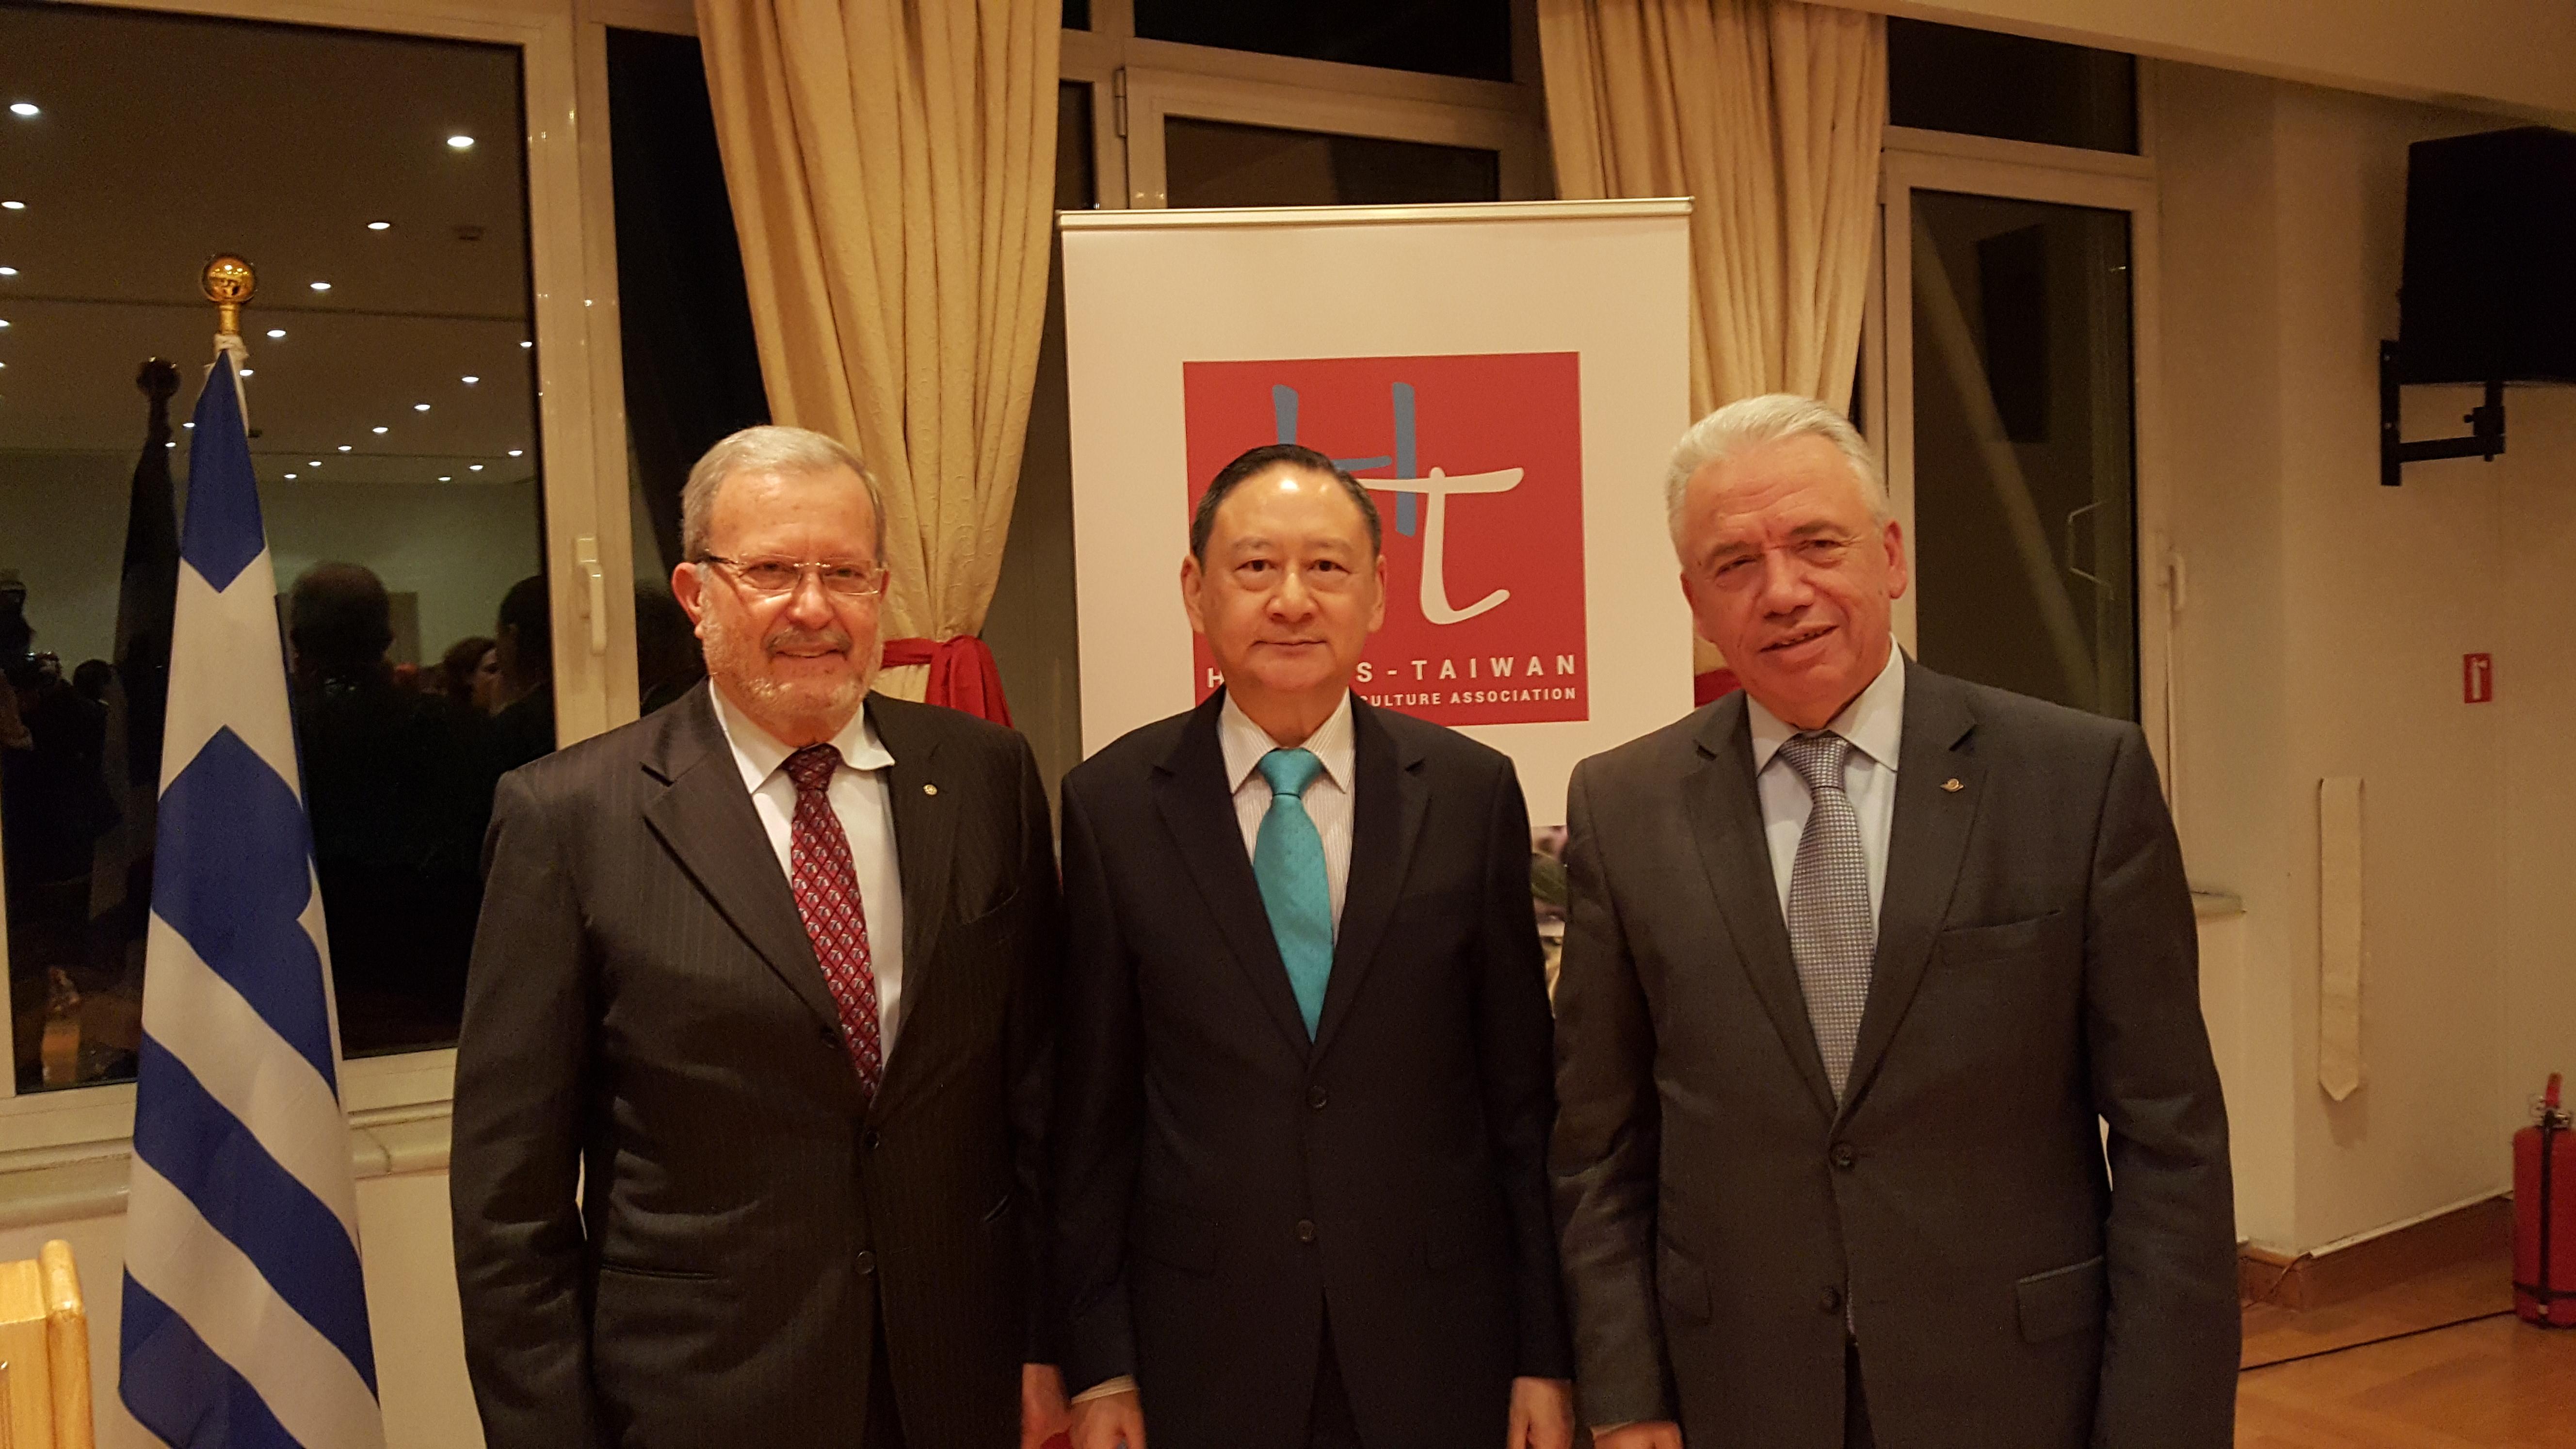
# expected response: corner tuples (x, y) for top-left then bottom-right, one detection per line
(0, 319), (10, 328)
(337, 445), (353, 452)
(165, 441), (175, 449)
(469, 464), (484, 472)
(8, 104), (36, 119)
(266, 328), (285, 339)
(414, 403), (431, 412)
(0, 268), (15, 277)
(372, 426), (388, 435)
(439, 475), (453, 482)
(0, 202), (23, 211)
(308, 460), (322, 467)
(284, 472), (297, 480)
(507, 449), (523, 457)
(240, 368), (254, 377)
(182, 421), (193, 429)
(519, 340), (532, 349)
(461, 375), (479, 385)
(309, 281), (331, 292)
(446, 134), (474, 150)
(367, 220), (392, 231)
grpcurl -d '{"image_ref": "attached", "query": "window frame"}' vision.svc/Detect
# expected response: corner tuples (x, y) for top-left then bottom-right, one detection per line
(0, 0), (642, 1177)
(1872, 123), (2173, 784)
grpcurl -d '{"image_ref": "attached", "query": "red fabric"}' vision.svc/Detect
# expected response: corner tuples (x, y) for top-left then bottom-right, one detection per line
(880, 634), (1014, 726)
(784, 744), (884, 1100)
(1694, 668), (1742, 707)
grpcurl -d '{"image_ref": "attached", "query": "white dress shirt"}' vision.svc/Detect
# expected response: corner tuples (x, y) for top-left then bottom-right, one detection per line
(708, 685), (909, 1057)
(1219, 690), (1357, 933)
(1745, 644), (1907, 926)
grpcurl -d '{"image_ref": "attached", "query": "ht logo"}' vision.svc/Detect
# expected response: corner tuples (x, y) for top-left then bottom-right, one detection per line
(1272, 382), (1522, 625)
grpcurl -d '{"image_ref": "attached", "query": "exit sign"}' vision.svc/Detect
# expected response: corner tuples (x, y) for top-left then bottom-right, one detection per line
(2465, 653), (2495, 704)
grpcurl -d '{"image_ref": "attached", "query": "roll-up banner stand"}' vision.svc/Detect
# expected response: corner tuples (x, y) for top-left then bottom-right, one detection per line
(1060, 198), (1695, 827)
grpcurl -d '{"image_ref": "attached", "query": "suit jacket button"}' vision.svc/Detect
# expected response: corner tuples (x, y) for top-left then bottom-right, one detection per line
(1819, 1286), (1843, 1314)
(857, 1251), (877, 1276)
(1308, 1086), (1328, 1111)
(863, 1129), (882, 1151)
(1831, 1143), (1856, 1170)
(1295, 1219), (1318, 1244)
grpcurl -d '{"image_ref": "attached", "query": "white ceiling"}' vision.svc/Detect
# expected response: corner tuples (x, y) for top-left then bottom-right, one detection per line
(0, 0), (538, 488)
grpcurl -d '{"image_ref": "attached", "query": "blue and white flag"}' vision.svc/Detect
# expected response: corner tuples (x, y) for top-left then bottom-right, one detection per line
(119, 347), (385, 1449)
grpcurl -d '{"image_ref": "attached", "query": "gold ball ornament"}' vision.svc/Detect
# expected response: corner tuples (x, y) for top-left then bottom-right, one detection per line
(201, 254), (256, 336)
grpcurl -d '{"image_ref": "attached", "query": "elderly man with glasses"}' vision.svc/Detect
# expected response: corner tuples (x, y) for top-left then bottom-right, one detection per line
(451, 425), (1071, 1449)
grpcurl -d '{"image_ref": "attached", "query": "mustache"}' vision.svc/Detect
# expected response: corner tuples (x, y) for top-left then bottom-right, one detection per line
(764, 626), (853, 654)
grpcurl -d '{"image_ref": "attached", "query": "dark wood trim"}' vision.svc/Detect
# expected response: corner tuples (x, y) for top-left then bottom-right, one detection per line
(2239, 1195), (2512, 1311)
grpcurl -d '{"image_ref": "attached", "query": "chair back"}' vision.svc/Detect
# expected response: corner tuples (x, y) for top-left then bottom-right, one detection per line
(0, 1241), (92, 1449)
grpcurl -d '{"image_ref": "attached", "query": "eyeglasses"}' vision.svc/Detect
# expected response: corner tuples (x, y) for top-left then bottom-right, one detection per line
(695, 554), (887, 599)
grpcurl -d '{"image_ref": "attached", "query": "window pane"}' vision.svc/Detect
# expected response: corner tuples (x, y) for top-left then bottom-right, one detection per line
(1063, 0), (1089, 32)
(1888, 18), (2137, 154)
(0, 4), (547, 1084)
(1059, 82), (1097, 212)
(1138, 0), (1511, 83)
(1164, 118), (1500, 209)
(607, 28), (765, 716)
(1908, 190), (2136, 720)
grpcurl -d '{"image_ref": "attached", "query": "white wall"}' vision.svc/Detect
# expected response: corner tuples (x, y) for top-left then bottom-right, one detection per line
(0, 1163), (480, 1449)
(2157, 62), (2576, 1251)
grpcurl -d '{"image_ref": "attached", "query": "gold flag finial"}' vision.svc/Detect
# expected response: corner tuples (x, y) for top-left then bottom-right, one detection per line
(201, 255), (256, 338)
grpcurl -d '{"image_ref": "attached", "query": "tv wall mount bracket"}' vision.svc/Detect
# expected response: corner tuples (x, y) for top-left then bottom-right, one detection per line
(2380, 339), (2506, 487)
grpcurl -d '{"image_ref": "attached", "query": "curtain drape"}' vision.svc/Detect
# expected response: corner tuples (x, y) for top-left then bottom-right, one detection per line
(1540, 0), (1883, 419)
(1540, 0), (1884, 680)
(695, 0), (1059, 718)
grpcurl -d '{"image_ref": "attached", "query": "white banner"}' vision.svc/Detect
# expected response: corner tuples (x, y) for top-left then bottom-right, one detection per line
(1061, 198), (1696, 825)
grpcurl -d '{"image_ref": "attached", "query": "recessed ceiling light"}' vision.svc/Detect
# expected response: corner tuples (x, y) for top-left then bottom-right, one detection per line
(414, 403), (431, 412)
(284, 472), (297, 480)
(266, 328), (286, 339)
(337, 445), (353, 452)
(0, 268), (16, 277)
(367, 220), (392, 231)
(469, 464), (484, 472)
(0, 202), (23, 210)
(8, 104), (36, 118)
(507, 449), (523, 457)
(0, 319), (10, 328)
(372, 426), (388, 435)
(446, 134), (474, 150)
(166, 440), (176, 449)
(310, 281), (331, 292)
(182, 421), (193, 428)
(240, 368), (254, 377)
(519, 340), (532, 349)
(438, 475), (453, 482)
(461, 375), (479, 385)
(307, 460), (322, 467)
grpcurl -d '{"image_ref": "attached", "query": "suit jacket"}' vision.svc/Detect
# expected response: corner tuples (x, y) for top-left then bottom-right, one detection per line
(1052, 693), (1572, 1449)
(450, 684), (1060, 1449)
(1551, 659), (2237, 1449)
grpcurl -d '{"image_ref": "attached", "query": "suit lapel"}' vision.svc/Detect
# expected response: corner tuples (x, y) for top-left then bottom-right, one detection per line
(639, 686), (841, 1038)
(1842, 660), (1983, 1112)
(1312, 701), (1428, 1058)
(1684, 695), (1838, 1118)
(1151, 694), (1316, 1060)
(868, 695), (955, 1116)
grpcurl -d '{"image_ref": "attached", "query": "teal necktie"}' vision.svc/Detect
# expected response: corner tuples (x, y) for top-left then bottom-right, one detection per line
(1254, 748), (1334, 1038)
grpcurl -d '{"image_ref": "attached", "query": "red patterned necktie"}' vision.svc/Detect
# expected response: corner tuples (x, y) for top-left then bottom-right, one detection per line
(784, 743), (884, 1099)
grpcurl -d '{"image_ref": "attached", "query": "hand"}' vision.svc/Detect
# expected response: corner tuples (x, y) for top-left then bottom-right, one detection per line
(1021, 1363), (1072, 1449)
(1069, 1388), (1145, 1449)
(1506, 1376), (1574, 1449)
(1592, 1423), (1683, 1449)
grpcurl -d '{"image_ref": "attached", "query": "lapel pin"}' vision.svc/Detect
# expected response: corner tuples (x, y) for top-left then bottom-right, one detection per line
(923, 783), (939, 796)
(1942, 777), (1964, 793)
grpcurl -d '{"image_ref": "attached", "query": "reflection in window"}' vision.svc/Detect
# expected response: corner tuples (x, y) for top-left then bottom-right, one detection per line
(0, 5), (547, 1084)
(1163, 119), (1501, 209)
(1137, 0), (1511, 83)
(608, 26), (764, 714)
(1888, 18), (2137, 155)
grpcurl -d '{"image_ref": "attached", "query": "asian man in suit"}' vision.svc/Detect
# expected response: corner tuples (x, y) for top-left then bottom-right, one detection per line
(1053, 444), (1574, 1449)
(1550, 396), (2237, 1449)
(450, 425), (1070, 1449)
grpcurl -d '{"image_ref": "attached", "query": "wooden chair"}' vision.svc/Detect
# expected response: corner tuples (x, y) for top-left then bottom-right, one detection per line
(0, 1241), (92, 1449)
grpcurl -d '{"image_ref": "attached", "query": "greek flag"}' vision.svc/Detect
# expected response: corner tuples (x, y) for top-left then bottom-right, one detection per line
(118, 349), (384, 1449)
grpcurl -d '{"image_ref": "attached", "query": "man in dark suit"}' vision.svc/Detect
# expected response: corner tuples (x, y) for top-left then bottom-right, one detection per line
(1551, 396), (2237, 1449)
(451, 425), (1070, 1449)
(1055, 444), (1573, 1449)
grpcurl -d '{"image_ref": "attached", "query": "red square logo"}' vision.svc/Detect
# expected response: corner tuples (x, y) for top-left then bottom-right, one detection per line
(1182, 352), (1588, 726)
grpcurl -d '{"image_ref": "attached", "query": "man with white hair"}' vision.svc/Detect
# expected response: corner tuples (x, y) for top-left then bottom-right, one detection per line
(451, 425), (1071, 1449)
(1550, 396), (2236, 1449)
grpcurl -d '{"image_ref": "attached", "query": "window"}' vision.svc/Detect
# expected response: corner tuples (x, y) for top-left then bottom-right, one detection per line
(1162, 119), (1501, 208)
(0, 1), (562, 1090)
(1136, 0), (1513, 84)
(1888, 17), (2138, 155)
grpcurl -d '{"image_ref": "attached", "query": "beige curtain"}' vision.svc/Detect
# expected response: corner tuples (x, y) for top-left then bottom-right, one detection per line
(1541, 0), (1884, 420)
(696, 0), (1060, 704)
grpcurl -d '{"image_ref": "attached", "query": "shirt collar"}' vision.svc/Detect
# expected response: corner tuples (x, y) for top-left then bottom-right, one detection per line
(708, 682), (895, 797)
(1747, 643), (1907, 776)
(1218, 690), (1355, 795)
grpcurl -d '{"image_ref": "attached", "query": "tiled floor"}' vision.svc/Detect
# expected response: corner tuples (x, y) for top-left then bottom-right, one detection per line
(2238, 1249), (2576, 1447)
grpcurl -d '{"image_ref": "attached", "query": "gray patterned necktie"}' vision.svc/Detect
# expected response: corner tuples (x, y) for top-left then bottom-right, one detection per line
(1780, 731), (1874, 1099)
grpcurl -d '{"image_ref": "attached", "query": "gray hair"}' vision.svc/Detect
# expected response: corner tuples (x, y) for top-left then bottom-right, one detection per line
(681, 424), (886, 563)
(1663, 394), (1888, 552)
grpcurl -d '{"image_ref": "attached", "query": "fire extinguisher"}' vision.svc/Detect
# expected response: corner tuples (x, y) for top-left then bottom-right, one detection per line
(2515, 1072), (2576, 1327)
